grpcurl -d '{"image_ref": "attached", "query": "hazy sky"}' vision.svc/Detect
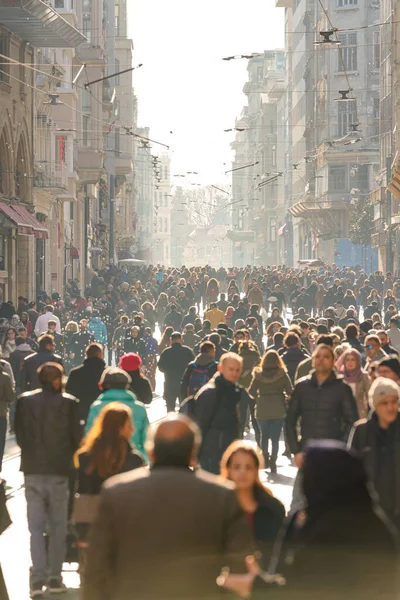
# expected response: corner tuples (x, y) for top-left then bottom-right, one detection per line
(128, 1), (284, 186)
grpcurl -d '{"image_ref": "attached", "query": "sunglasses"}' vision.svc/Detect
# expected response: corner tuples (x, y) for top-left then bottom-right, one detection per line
(365, 344), (374, 350)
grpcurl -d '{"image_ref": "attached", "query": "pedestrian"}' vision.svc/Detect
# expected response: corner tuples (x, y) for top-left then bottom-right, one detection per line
(74, 402), (144, 544)
(286, 343), (358, 510)
(20, 334), (63, 393)
(46, 320), (64, 356)
(204, 302), (226, 330)
(180, 341), (218, 402)
(386, 316), (400, 353)
(143, 327), (158, 390)
(0, 361), (14, 471)
(0, 478), (11, 599)
(364, 334), (387, 366)
(85, 367), (149, 462)
(249, 350), (293, 473)
(206, 277), (220, 305)
(336, 348), (371, 418)
(182, 323), (201, 350)
(281, 331), (308, 384)
(158, 325), (174, 354)
(119, 353), (153, 405)
(163, 304), (183, 331)
(2, 328), (16, 360)
(34, 305), (61, 337)
(220, 440), (285, 567)
(112, 315), (130, 364)
(378, 330), (399, 356)
(195, 353), (243, 474)
(158, 331), (194, 412)
(88, 312), (108, 346)
(123, 326), (147, 360)
(15, 363), (81, 597)
(82, 414), (255, 600)
(66, 343), (106, 426)
(67, 319), (95, 367)
(349, 377), (400, 530)
(220, 441), (398, 600)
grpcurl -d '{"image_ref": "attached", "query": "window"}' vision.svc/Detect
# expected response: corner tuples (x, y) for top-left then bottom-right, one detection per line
(373, 97), (379, 120)
(329, 165), (347, 191)
(164, 166), (168, 180)
(55, 0), (65, 7)
(114, 58), (120, 85)
(337, 33), (357, 71)
(115, 4), (120, 36)
(164, 218), (168, 233)
(0, 38), (9, 83)
(257, 66), (263, 81)
(338, 0), (357, 6)
(82, 89), (91, 113)
(83, 115), (89, 146)
(373, 31), (380, 70)
(115, 128), (120, 153)
(337, 100), (356, 136)
(272, 145), (277, 167)
(159, 218), (162, 232)
(270, 218), (276, 243)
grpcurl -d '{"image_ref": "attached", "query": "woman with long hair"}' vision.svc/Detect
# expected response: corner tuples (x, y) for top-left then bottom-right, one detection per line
(141, 302), (156, 333)
(336, 348), (370, 418)
(64, 321), (79, 374)
(206, 278), (219, 306)
(249, 350), (293, 473)
(158, 326), (174, 354)
(220, 441), (285, 567)
(2, 328), (16, 360)
(75, 402), (144, 542)
(227, 280), (239, 302)
(266, 321), (282, 347)
(155, 292), (169, 329)
(143, 327), (158, 391)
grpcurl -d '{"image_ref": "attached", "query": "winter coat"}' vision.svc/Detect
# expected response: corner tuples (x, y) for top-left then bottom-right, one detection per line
(238, 346), (260, 389)
(349, 412), (400, 529)
(164, 309), (183, 331)
(9, 346), (32, 391)
(85, 389), (149, 462)
(20, 350), (63, 392)
(66, 357), (106, 423)
(252, 486), (286, 568)
(249, 367), (293, 420)
(123, 336), (147, 360)
(0, 366), (14, 418)
(343, 372), (370, 419)
(15, 389), (81, 475)
(125, 370), (153, 405)
(88, 317), (108, 344)
(67, 331), (95, 364)
(285, 371), (359, 454)
(182, 331), (201, 350)
(281, 347), (309, 384)
(158, 343), (194, 395)
(195, 373), (242, 474)
(180, 353), (219, 401)
(204, 307), (225, 330)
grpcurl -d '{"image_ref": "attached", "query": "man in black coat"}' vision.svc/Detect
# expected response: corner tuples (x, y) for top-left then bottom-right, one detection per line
(15, 363), (81, 596)
(66, 343), (106, 425)
(9, 336), (34, 395)
(285, 343), (358, 510)
(281, 332), (309, 384)
(67, 318), (95, 367)
(163, 304), (183, 332)
(20, 334), (63, 392)
(158, 332), (194, 412)
(195, 353), (244, 474)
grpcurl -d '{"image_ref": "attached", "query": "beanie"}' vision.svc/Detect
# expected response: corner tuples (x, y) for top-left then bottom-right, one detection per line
(368, 376), (400, 410)
(360, 321), (372, 335)
(119, 352), (142, 372)
(378, 356), (400, 378)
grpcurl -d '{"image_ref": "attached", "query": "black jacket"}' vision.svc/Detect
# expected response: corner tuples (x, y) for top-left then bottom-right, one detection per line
(163, 309), (183, 331)
(195, 373), (242, 474)
(20, 350), (63, 392)
(123, 337), (147, 359)
(349, 413), (400, 528)
(281, 347), (309, 384)
(158, 344), (194, 393)
(125, 370), (153, 405)
(9, 344), (34, 390)
(285, 371), (358, 454)
(180, 353), (218, 401)
(66, 357), (106, 423)
(67, 331), (95, 364)
(15, 389), (81, 475)
(252, 486), (285, 568)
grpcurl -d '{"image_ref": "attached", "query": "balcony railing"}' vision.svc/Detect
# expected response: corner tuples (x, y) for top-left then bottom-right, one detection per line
(34, 162), (68, 190)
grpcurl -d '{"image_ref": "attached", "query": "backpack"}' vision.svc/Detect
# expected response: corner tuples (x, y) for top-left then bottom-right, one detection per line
(186, 362), (216, 397)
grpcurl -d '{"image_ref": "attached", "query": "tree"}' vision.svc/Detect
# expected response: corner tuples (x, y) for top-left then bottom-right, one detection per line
(348, 196), (374, 246)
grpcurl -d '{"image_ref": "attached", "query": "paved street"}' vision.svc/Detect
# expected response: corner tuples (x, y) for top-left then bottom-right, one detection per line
(0, 368), (295, 599)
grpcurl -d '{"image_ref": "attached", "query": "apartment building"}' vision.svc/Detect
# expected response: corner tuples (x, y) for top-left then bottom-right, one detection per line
(153, 155), (172, 266)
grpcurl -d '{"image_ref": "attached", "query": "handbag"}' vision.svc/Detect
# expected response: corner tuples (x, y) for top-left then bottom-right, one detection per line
(72, 493), (100, 524)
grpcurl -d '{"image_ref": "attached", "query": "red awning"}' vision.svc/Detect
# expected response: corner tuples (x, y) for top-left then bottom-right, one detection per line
(70, 246), (80, 259)
(0, 203), (48, 239)
(12, 205), (48, 239)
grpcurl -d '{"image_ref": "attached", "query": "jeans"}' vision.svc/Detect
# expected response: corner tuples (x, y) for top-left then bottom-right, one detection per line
(0, 416), (7, 471)
(25, 475), (69, 585)
(257, 418), (283, 464)
(291, 469), (305, 512)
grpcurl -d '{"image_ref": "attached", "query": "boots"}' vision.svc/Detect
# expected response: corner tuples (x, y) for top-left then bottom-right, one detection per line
(270, 458), (277, 473)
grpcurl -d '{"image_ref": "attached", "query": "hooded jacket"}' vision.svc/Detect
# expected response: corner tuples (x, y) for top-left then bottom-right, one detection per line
(281, 347), (309, 384)
(88, 317), (108, 344)
(85, 389), (149, 462)
(249, 367), (293, 420)
(238, 345), (260, 389)
(180, 353), (218, 401)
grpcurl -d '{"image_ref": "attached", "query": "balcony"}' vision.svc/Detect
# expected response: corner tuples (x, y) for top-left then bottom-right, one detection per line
(0, 0), (86, 48)
(77, 148), (104, 184)
(34, 162), (68, 191)
(276, 0), (292, 7)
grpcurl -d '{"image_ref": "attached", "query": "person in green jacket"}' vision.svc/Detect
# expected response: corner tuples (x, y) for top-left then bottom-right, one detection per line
(85, 367), (149, 462)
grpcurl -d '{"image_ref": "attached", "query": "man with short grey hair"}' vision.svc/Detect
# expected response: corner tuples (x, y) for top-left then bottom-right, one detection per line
(83, 414), (255, 600)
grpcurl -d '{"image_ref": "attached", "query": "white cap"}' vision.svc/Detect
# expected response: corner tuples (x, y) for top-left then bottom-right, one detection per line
(368, 377), (400, 409)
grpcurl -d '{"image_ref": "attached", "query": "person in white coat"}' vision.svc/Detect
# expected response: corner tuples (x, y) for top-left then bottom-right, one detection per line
(34, 305), (61, 337)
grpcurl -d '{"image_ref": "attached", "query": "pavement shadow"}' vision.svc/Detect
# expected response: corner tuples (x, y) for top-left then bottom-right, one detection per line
(266, 472), (295, 485)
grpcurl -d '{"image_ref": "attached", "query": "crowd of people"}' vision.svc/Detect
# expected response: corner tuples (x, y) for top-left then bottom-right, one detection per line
(1, 262), (400, 598)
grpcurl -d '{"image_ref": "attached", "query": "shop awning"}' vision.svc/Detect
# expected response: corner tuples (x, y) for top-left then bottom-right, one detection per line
(388, 158), (400, 200)
(0, 0), (87, 48)
(12, 205), (48, 239)
(70, 246), (80, 259)
(0, 203), (48, 238)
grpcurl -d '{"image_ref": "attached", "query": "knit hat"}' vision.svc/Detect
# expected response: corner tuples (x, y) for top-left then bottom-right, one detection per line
(119, 352), (142, 372)
(360, 321), (372, 335)
(368, 376), (400, 409)
(378, 356), (400, 378)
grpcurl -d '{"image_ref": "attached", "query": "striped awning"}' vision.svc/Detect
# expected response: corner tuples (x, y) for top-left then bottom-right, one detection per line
(388, 158), (400, 200)
(0, 203), (48, 238)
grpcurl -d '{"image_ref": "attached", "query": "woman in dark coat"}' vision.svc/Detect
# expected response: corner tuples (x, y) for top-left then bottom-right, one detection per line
(123, 326), (147, 360)
(119, 352), (153, 405)
(220, 441), (285, 569)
